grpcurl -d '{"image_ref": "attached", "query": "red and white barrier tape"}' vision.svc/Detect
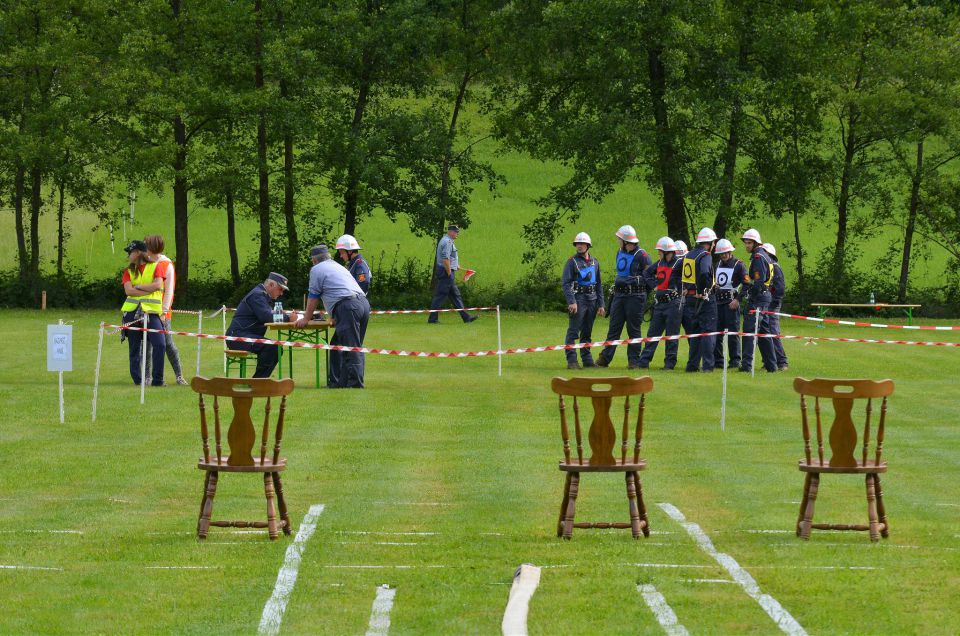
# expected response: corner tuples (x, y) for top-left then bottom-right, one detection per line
(103, 323), (960, 357)
(756, 309), (960, 331)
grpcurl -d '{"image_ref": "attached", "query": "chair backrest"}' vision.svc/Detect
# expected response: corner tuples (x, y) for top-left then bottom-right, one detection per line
(191, 376), (295, 467)
(551, 376), (654, 466)
(793, 378), (894, 468)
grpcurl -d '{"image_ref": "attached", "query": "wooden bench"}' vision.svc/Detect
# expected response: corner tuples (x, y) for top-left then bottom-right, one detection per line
(811, 303), (921, 326)
(224, 349), (252, 378)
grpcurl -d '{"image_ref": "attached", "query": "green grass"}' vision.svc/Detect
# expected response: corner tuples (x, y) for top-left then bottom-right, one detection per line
(1, 308), (959, 634)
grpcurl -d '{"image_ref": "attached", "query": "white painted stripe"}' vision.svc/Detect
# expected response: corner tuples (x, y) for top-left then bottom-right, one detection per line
(742, 530), (794, 534)
(624, 563), (715, 569)
(637, 584), (689, 636)
(365, 585), (397, 636)
(338, 541), (419, 546)
(1, 564), (63, 571)
(502, 564), (541, 636)
(372, 502), (456, 506)
(258, 504), (326, 636)
(338, 531), (438, 536)
(659, 503), (807, 636)
(323, 565), (446, 569)
(0, 530), (83, 534)
(935, 503), (960, 508)
(685, 579), (735, 584)
(145, 566), (223, 570)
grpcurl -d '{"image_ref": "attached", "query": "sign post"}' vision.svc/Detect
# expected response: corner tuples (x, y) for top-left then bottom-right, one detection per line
(47, 320), (73, 424)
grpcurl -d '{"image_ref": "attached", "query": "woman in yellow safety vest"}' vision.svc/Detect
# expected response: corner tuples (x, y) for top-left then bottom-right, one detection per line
(120, 240), (167, 386)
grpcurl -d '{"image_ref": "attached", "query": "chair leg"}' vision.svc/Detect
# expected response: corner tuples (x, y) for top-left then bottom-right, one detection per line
(633, 472), (650, 537)
(264, 472), (279, 541)
(198, 471), (218, 539)
(273, 472), (291, 536)
(865, 474), (881, 542)
(625, 472), (642, 539)
(557, 473), (572, 538)
(874, 473), (889, 538)
(562, 472), (580, 540)
(798, 473), (819, 540)
(797, 473), (812, 537)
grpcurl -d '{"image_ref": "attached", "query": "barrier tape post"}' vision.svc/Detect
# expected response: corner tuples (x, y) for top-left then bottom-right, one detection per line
(497, 305), (503, 377)
(92, 322), (104, 422)
(720, 329), (728, 432)
(57, 319), (65, 425)
(751, 309), (759, 378)
(221, 305), (227, 374)
(196, 311), (203, 376)
(140, 313), (148, 404)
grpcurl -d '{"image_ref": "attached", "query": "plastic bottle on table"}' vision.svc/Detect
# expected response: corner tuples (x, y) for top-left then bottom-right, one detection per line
(869, 292), (876, 304)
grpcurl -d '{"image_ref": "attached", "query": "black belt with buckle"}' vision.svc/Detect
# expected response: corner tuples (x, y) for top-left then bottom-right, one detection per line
(716, 290), (734, 303)
(614, 283), (645, 294)
(573, 284), (597, 294)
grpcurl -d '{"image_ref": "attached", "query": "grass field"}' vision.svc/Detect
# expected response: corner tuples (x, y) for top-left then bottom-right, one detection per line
(1, 307), (959, 635)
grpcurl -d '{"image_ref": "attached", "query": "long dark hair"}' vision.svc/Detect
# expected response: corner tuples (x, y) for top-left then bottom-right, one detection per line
(126, 250), (150, 274)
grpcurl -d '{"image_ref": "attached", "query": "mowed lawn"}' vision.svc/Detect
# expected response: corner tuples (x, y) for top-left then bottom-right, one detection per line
(1, 308), (959, 635)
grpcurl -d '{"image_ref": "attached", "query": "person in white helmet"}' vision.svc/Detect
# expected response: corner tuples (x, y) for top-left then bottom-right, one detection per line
(680, 227), (719, 372)
(335, 234), (371, 296)
(561, 232), (606, 369)
(674, 240), (688, 257)
(739, 229), (778, 373)
(763, 242), (789, 370)
(428, 224), (477, 323)
(597, 225), (652, 369)
(637, 236), (683, 370)
(712, 238), (747, 369)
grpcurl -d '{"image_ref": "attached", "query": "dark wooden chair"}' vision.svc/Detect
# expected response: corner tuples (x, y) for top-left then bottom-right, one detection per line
(552, 376), (654, 539)
(192, 376), (295, 540)
(794, 377), (894, 542)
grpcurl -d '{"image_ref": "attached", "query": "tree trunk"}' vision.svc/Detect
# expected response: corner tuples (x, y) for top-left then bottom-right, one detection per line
(226, 186), (240, 286)
(283, 124), (297, 260)
(344, 50), (372, 237)
(647, 46), (689, 243)
(173, 115), (190, 293)
(14, 166), (28, 279)
(28, 165), (42, 279)
(835, 51), (865, 279)
(255, 0), (270, 267)
(792, 206), (805, 308)
(57, 173), (66, 278)
(898, 140), (923, 303)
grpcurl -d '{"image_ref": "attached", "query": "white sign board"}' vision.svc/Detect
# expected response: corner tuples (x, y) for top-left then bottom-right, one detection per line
(47, 324), (73, 372)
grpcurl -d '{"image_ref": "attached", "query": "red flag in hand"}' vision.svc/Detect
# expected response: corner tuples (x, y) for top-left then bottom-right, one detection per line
(463, 269), (476, 282)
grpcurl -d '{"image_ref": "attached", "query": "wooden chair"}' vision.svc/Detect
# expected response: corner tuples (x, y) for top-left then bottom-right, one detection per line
(794, 377), (894, 542)
(224, 349), (251, 378)
(192, 376), (295, 540)
(552, 376), (654, 539)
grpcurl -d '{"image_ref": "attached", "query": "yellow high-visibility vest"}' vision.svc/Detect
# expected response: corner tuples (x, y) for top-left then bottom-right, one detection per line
(121, 262), (164, 314)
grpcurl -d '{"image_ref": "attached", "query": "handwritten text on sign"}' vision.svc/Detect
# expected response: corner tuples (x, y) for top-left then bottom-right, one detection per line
(47, 324), (73, 372)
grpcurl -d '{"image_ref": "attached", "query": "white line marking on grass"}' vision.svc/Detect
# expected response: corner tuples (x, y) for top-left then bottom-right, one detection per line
(624, 563), (715, 569)
(637, 584), (689, 636)
(685, 579), (735, 584)
(480, 532), (505, 536)
(742, 530), (794, 534)
(323, 565), (446, 569)
(372, 502), (456, 506)
(258, 504), (325, 636)
(935, 503), (960, 508)
(338, 531), (438, 536)
(1, 564), (63, 571)
(501, 564), (541, 636)
(338, 542), (420, 546)
(659, 503), (807, 636)
(145, 566), (224, 570)
(0, 529), (83, 534)
(365, 585), (397, 636)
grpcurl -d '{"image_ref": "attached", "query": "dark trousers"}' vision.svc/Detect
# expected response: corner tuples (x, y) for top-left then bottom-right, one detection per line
(428, 267), (470, 322)
(769, 300), (788, 367)
(564, 296), (599, 364)
(638, 299), (681, 368)
(330, 294), (370, 388)
(228, 337), (279, 378)
(714, 300), (742, 368)
(599, 294), (645, 366)
(681, 297), (717, 371)
(124, 311), (166, 386)
(146, 317), (184, 380)
(741, 294), (778, 372)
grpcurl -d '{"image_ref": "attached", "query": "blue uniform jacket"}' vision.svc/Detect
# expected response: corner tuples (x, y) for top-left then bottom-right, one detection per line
(562, 253), (605, 306)
(613, 248), (652, 290)
(770, 262), (786, 302)
(643, 258), (683, 296)
(347, 255), (372, 295)
(746, 247), (774, 300)
(227, 283), (275, 338)
(682, 247), (715, 295)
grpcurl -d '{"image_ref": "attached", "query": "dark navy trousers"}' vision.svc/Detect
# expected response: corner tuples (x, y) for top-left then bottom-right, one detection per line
(599, 294), (645, 366)
(741, 294), (778, 372)
(564, 295), (599, 364)
(124, 311), (166, 385)
(428, 267), (470, 322)
(329, 294), (370, 388)
(714, 300), (742, 368)
(638, 299), (681, 368)
(769, 300), (788, 368)
(681, 297), (717, 371)
(227, 336), (279, 378)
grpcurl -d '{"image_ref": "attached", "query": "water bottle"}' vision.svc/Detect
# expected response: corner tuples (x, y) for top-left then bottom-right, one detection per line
(273, 301), (283, 323)
(869, 292), (875, 304)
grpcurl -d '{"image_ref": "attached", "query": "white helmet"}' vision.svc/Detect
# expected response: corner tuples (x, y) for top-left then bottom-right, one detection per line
(762, 242), (777, 257)
(714, 238), (735, 254)
(615, 225), (640, 244)
(572, 232), (592, 247)
(335, 234), (361, 251)
(696, 227), (718, 243)
(742, 228), (762, 243)
(675, 240), (688, 256)
(655, 236), (676, 252)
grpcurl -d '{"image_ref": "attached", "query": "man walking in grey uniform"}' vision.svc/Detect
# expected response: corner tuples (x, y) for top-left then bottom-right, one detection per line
(296, 245), (371, 388)
(428, 224), (477, 323)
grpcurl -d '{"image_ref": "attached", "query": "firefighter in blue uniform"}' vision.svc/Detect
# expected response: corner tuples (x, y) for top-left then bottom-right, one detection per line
(597, 225), (652, 369)
(336, 234), (372, 296)
(681, 227), (719, 372)
(763, 242), (789, 371)
(561, 232), (606, 369)
(637, 236), (682, 370)
(712, 238), (747, 369)
(739, 229), (778, 372)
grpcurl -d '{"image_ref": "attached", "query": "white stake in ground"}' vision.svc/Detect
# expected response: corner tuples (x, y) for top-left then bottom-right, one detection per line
(751, 309), (759, 377)
(365, 584), (397, 636)
(658, 503), (807, 636)
(196, 310), (203, 376)
(92, 323), (104, 422)
(496, 305), (503, 377)
(140, 313), (148, 404)
(258, 504), (325, 636)
(720, 328), (728, 431)
(501, 563), (541, 636)
(637, 583), (689, 636)
(221, 305), (227, 374)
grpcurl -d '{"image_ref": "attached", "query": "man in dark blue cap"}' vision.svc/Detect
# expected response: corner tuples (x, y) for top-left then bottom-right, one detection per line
(225, 272), (291, 378)
(428, 224), (477, 323)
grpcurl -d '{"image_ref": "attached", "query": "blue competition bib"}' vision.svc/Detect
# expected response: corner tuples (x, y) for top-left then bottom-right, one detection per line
(616, 250), (636, 278)
(577, 264), (597, 285)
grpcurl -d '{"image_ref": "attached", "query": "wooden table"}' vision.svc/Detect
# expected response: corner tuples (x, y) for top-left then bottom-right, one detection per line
(810, 303), (921, 326)
(266, 320), (332, 388)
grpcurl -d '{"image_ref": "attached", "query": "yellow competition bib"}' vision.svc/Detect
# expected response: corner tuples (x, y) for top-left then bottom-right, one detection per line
(766, 263), (774, 287)
(682, 256), (696, 285)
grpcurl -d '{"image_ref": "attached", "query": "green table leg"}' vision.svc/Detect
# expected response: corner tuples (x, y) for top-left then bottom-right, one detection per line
(277, 329), (284, 379)
(903, 307), (914, 326)
(816, 306), (828, 328)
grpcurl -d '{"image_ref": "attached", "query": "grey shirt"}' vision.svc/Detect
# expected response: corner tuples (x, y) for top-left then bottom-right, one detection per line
(307, 260), (364, 313)
(436, 235), (459, 271)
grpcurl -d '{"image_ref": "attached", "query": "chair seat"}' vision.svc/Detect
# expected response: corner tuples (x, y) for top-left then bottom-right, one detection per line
(798, 459), (887, 474)
(225, 349), (251, 358)
(198, 456), (286, 472)
(559, 459), (647, 472)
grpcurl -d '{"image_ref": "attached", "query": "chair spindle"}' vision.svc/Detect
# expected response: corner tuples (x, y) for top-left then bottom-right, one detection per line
(814, 397), (824, 465)
(633, 394), (645, 464)
(273, 396), (287, 465)
(862, 398), (873, 465)
(621, 396), (630, 463)
(573, 396), (583, 465)
(214, 396), (222, 464)
(800, 394), (811, 465)
(558, 395), (571, 464)
(875, 396), (887, 466)
(259, 397), (272, 464)
(199, 394), (210, 463)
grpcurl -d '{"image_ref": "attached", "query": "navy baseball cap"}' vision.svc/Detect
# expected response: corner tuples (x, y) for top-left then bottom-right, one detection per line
(123, 240), (147, 254)
(448, 224), (460, 232)
(309, 245), (329, 259)
(267, 272), (289, 290)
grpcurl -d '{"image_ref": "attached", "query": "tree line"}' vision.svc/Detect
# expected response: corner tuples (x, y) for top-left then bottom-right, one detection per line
(2, 0), (959, 307)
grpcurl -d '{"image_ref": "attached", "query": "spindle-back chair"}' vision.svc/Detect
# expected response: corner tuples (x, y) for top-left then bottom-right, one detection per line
(794, 377), (895, 542)
(192, 376), (295, 540)
(552, 376), (654, 539)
